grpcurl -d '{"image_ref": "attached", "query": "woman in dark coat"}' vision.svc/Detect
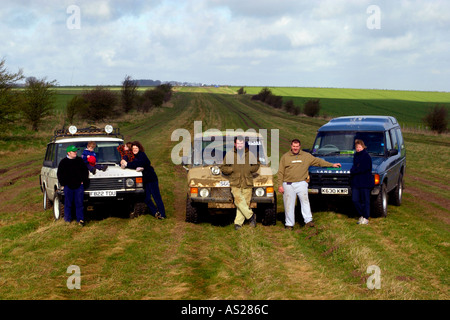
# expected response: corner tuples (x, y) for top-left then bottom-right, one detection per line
(350, 139), (374, 225)
(121, 141), (166, 219)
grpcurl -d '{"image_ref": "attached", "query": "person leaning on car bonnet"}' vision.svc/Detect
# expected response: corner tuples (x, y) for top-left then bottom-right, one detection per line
(277, 139), (341, 230)
(57, 145), (89, 226)
(120, 141), (166, 219)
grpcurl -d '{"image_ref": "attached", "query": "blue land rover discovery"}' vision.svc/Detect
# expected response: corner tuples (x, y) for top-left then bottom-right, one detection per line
(307, 116), (406, 217)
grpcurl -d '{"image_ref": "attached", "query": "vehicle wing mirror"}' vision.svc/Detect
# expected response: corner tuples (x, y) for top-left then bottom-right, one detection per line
(181, 156), (191, 171)
(388, 149), (398, 157)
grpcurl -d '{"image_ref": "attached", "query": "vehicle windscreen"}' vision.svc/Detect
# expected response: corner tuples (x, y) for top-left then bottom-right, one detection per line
(56, 141), (122, 166)
(311, 131), (385, 156)
(193, 136), (267, 166)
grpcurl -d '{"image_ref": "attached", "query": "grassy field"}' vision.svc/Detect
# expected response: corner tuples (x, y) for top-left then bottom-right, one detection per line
(0, 87), (449, 302)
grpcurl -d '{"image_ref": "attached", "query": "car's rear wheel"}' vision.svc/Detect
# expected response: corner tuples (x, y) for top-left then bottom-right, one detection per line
(43, 189), (52, 210)
(389, 173), (403, 206)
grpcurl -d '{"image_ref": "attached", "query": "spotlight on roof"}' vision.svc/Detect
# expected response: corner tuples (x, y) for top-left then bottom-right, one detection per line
(68, 126), (77, 135)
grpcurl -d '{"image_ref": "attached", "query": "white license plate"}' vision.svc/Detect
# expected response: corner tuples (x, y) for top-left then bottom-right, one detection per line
(321, 188), (348, 195)
(219, 181), (230, 187)
(90, 190), (117, 197)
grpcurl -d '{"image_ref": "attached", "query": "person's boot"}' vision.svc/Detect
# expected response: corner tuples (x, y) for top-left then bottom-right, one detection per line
(249, 213), (257, 228)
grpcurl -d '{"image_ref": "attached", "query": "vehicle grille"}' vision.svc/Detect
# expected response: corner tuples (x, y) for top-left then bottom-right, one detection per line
(211, 188), (232, 199)
(310, 173), (350, 187)
(86, 178), (125, 191)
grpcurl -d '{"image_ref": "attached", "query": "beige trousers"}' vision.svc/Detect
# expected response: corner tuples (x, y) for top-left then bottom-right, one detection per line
(231, 187), (254, 226)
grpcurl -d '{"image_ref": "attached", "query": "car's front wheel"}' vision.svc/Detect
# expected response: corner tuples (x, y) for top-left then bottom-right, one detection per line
(260, 193), (277, 226)
(186, 195), (203, 223)
(53, 193), (64, 220)
(372, 183), (388, 218)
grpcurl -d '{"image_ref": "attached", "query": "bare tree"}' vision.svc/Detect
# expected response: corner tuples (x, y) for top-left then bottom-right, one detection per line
(0, 58), (24, 131)
(21, 77), (57, 131)
(121, 75), (138, 113)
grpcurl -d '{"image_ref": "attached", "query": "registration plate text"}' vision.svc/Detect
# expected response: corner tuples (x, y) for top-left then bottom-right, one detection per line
(90, 190), (117, 197)
(321, 188), (348, 195)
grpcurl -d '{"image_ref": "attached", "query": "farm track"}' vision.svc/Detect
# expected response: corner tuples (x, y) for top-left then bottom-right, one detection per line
(1, 90), (449, 300)
(159, 93), (344, 298)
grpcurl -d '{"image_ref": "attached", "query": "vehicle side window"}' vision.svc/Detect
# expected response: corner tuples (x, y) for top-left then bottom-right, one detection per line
(390, 129), (398, 150)
(385, 131), (392, 150)
(44, 145), (52, 161)
(396, 128), (404, 151)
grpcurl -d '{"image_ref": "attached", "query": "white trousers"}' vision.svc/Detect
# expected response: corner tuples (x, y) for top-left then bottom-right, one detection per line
(283, 181), (313, 226)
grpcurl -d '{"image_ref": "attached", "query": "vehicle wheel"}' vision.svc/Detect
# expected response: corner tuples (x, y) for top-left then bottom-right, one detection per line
(53, 193), (64, 221)
(261, 193), (277, 226)
(131, 202), (147, 218)
(389, 174), (403, 206)
(372, 183), (388, 218)
(309, 194), (325, 212)
(43, 189), (52, 210)
(186, 195), (200, 223)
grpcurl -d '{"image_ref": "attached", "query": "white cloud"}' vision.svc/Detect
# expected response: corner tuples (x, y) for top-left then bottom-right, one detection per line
(0, 0), (448, 90)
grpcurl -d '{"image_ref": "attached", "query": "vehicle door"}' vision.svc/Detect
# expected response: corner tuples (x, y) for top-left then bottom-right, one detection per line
(42, 143), (58, 199)
(385, 128), (401, 192)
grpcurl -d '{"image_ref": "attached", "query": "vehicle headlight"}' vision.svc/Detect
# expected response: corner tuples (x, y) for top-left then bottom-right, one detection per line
(199, 188), (210, 198)
(211, 166), (221, 175)
(255, 187), (265, 197)
(126, 178), (135, 188)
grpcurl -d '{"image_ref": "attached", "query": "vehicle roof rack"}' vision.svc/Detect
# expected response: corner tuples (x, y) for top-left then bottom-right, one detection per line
(51, 125), (123, 142)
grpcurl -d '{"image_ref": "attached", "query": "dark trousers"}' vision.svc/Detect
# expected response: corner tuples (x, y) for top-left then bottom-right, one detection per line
(64, 184), (85, 222)
(144, 180), (166, 218)
(352, 187), (371, 219)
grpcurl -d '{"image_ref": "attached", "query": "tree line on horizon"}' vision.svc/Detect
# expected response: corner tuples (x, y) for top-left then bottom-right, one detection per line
(0, 58), (448, 134)
(65, 76), (173, 124)
(0, 57), (173, 132)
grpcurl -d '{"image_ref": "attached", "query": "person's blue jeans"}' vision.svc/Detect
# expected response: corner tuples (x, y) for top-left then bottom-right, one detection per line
(144, 180), (166, 218)
(351, 187), (371, 219)
(64, 184), (85, 222)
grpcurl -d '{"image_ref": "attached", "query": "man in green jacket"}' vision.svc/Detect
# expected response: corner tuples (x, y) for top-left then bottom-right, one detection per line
(278, 139), (341, 229)
(221, 136), (260, 230)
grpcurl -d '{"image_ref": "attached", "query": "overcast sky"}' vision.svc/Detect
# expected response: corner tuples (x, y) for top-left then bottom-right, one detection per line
(1, 0), (449, 91)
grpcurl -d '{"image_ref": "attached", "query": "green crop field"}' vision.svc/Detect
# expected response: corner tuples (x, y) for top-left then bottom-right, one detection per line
(178, 86), (450, 128)
(0, 87), (449, 303)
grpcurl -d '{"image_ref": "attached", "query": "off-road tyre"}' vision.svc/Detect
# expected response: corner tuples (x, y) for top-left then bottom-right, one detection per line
(389, 173), (403, 206)
(186, 195), (200, 223)
(43, 189), (52, 210)
(372, 183), (388, 218)
(131, 202), (147, 218)
(261, 193), (277, 226)
(53, 193), (64, 221)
